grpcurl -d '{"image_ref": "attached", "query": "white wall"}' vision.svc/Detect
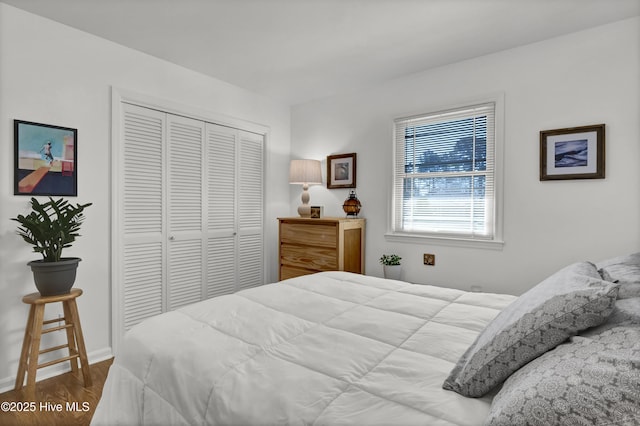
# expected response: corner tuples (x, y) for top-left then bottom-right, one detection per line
(0, 3), (291, 391)
(291, 17), (640, 296)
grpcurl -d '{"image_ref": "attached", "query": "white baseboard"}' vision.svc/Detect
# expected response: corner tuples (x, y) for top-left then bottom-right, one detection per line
(0, 346), (113, 394)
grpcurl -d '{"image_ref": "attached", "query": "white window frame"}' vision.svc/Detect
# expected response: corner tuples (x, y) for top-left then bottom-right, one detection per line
(386, 94), (505, 250)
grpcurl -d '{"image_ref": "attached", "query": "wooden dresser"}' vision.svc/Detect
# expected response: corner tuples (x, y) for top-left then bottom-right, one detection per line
(278, 217), (365, 280)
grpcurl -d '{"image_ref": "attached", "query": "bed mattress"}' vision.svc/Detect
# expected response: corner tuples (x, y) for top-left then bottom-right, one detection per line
(92, 271), (516, 425)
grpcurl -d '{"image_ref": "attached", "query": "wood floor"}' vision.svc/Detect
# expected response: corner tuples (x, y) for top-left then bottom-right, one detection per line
(0, 358), (113, 426)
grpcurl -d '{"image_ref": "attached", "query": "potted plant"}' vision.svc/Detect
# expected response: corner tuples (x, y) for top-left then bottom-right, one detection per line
(12, 197), (92, 296)
(379, 254), (402, 280)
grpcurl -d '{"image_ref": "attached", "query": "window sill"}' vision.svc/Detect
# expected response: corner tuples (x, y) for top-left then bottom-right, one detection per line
(384, 232), (504, 250)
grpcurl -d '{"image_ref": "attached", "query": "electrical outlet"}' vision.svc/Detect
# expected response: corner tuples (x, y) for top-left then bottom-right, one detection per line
(423, 253), (435, 266)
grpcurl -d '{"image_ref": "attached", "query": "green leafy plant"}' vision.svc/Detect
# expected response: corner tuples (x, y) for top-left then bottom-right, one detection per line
(11, 197), (92, 262)
(379, 254), (402, 266)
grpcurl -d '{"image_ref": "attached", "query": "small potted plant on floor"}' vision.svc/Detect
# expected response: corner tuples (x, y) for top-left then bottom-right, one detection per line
(12, 197), (92, 296)
(380, 254), (402, 280)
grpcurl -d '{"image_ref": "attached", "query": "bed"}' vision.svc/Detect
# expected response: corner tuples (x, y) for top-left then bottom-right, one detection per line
(92, 254), (640, 426)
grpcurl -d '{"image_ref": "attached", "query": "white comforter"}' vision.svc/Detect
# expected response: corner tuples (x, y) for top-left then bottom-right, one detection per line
(92, 272), (515, 425)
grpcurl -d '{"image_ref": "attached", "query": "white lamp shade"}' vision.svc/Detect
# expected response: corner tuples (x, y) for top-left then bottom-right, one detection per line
(289, 159), (322, 184)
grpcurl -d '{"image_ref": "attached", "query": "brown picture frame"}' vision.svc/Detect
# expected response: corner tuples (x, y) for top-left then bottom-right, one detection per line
(327, 153), (357, 189)
(540, 124), (605, 181)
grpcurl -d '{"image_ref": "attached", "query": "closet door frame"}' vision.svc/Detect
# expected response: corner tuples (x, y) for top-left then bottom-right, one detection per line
(111, 87), (269, 355)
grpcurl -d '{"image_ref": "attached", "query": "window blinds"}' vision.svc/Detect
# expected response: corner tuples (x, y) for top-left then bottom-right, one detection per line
(393, 102), (496, 239)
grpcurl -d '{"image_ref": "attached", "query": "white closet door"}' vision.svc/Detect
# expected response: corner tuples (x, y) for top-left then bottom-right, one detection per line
(120, 103), (166, 330)
(114, 96), (266, 353)
(205, 123), (238, 297)
(167, 115), (205, 310)
(237, 131), (264, 291)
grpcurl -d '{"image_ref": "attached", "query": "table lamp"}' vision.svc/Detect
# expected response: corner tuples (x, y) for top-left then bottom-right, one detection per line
(289, 159), (322, 217)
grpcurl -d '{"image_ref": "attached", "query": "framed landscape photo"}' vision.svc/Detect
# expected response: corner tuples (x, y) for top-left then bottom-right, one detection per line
(540, 124), (605, 181)
(327, 153), (356, 189)
(14, 120), (78, 196)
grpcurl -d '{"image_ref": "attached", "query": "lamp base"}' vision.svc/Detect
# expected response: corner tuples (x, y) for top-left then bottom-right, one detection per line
(297, 204), (311, 218)
(297, 184), (312, 217)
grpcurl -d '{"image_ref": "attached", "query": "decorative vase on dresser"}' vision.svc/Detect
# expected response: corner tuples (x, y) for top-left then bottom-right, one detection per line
(278, 217), (366, 280)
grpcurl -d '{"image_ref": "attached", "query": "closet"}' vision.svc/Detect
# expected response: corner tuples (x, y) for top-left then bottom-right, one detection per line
(112, 101), (264, 351)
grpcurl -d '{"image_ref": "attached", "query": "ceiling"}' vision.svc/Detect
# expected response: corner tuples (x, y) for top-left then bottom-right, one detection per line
(3, 0), (639, 105)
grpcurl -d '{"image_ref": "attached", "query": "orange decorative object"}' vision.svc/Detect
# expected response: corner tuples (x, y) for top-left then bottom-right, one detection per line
(342, 191), (361, 217)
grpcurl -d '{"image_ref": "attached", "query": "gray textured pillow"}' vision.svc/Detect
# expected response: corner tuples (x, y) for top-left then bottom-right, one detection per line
(581, 297), (640, 337)
(597, 252), (640, 299)
(485, 327), (640, 426)
(443, 262), (619, 397)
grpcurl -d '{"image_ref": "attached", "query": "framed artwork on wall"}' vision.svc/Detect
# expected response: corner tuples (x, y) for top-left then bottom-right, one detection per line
(540, 124), (605, 181)
(327, 153), (356, 189)
(14, 120), (78, 196)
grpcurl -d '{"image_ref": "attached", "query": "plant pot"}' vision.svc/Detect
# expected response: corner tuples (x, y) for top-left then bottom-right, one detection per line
(383, 264), (402, 280)
(27, 258), (81, 296)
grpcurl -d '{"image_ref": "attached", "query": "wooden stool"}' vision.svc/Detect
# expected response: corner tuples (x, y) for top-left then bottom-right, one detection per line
(15, 288), (92, 391)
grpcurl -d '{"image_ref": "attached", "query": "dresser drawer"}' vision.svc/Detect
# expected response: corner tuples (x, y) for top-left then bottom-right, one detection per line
(280, 244), (337, 271)
(280, 265), (315, 280)
(280, 222), (337, 248)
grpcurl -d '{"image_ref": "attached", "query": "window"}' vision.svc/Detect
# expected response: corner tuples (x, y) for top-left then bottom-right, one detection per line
(392, 100), (502, 245)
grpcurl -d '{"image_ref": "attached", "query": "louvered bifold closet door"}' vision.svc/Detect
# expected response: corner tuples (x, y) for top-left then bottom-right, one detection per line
(121, 103), (166, 331)
(167, 115), (205, 310)
(237, 131), (264, 291)
(115, 98), (266, 353)
(205, 123), (238, 297)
